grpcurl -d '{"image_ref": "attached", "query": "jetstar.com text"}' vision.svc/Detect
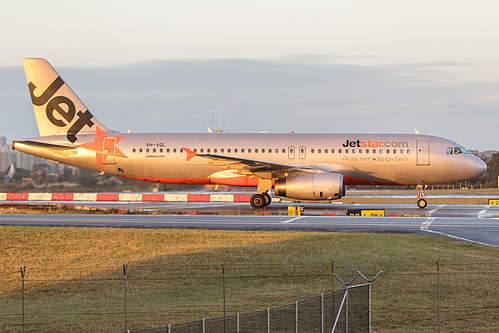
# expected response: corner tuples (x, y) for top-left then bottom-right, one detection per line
(342, 139), (409, 148)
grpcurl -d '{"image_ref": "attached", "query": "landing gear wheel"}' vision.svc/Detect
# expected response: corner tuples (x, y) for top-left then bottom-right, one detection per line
(262, 193), (271, 207)
(251, 194), (266, 208)
(417, 198), (427, 209)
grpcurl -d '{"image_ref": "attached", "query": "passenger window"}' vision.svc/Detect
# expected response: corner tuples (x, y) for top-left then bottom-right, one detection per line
(133, 148), (136, 153)
(268, 149), (272, 153)
(234, 149), (238, 153)
(366, 149), (369, 154)
(300, 148), (304, 153)
(180, 148), (183, 153)
(372, 149), (376, 154)
(332, 149), (335, 153)
(338, 149), (342, 153)
(214, 148), (217, 153)
(173, 148), (177, 153)
(447, 147), (453, 154)
(200, 148), (204, 153)
(345, 149), (349, 153)
(407, 149), (410, 154)
(241, 148), (245, 153)
(221, 148), (224, 153)
(153, 148), (156, 153)
(146, 148), (150, 153)
(386, 149), (389, 154)
(139, 148), (143, 153)
(393, 149), (397, 154)
(255, 149), (258, 153)
(248, 149), (251, 153)
(325, 149), (328, 153)
(207, 148), (210, 153)
(166, 148), (170, 153)
(352, 149), (355, 153)
(194, 148), (197, 153)
(380, 149), (383, 153)
(275, 148), (279, 153)
(282, 149), (285, 153)
(228, 149), (231, 153)
(311, 149), (315, 153)
(318, 149), (321, 153)
(160, 148), (163, 153)
(359, 149), (362, 153)
(400, 149), (403, 154)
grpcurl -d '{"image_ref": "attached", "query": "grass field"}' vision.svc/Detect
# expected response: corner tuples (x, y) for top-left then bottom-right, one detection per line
(0, 226), (498, 332)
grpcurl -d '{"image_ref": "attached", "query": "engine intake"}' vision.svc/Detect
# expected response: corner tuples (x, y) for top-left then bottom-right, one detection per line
(275, 173), (344, 200)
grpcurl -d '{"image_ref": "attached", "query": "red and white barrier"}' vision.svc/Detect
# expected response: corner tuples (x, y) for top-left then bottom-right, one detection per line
(0, 193), (252, 203)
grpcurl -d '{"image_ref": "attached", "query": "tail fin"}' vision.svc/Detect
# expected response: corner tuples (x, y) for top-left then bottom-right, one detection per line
(22, 58), (115, 143)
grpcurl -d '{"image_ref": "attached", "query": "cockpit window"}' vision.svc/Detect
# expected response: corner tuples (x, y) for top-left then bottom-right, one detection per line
(447, 146), (469, 155)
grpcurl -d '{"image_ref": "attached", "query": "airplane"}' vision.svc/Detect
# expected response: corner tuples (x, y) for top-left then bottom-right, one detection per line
(13, 58), (487, 209)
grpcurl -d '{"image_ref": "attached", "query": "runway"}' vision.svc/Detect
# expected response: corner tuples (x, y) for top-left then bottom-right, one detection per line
(0, 203), (498, 247)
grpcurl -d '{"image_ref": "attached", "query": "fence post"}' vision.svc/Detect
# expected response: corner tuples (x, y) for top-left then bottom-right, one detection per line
(295, 301), (298, 333)
(369, 283), (372, 333)
(437, 258), (440, 333)
(321, 294), (324, 333)
(345, 287), (349, 333)
(20, 266), (26, 333)
(267, 308), (270, 333)
(237, 313), (240, 333)
(331, 261), (335, 321)
(123, 263), (128, 333)
(222, 262), (226, 333)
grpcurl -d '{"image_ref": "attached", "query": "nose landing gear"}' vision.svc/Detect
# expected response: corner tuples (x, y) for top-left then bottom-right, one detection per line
(417, 185), (428, 208)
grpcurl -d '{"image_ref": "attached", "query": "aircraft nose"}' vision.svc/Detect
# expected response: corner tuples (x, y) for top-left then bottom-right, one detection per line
(472, 156), (487, 178)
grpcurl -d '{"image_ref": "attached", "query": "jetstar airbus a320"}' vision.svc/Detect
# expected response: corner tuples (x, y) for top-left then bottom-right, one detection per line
(13, 59), (487, 208)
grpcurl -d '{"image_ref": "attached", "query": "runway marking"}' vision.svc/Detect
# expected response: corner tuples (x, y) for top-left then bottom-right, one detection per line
(420, 216), (498, 247)
(478, 206), (490, 218)
(421, 228), (499, 248)
(427, 205), (444, 216)
(282, 216), (305, 224)
(420, 217), (435, 232)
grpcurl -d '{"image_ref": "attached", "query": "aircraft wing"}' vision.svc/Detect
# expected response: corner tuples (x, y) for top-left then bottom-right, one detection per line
(183, 147), (327, 179)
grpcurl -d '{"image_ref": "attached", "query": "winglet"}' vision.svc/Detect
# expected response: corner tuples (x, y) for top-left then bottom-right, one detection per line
(183, 147), (198, 161)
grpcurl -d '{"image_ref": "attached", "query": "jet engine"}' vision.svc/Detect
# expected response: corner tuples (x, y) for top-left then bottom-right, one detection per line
(274, 173), (344, 200)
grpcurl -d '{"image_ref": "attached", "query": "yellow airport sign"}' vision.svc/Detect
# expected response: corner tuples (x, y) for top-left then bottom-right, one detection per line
(488, 199), (499, 205)
(288, 206), (304, 216)
(347, 209), (385, 217)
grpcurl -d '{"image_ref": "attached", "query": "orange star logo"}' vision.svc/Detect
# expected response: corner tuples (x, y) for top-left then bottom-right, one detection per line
(78, 126), (127, 170)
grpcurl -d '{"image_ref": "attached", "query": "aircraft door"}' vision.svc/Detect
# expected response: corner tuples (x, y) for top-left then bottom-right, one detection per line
(416, 139), (430, 166)
(103, 137), (117, 164)
(288, 146), (295, 159)
(299, 146), (306, 159)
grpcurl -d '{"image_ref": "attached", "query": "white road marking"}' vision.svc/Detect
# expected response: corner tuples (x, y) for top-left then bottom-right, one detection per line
(282, 216), (304, 224)
(478, 206), (490, 218)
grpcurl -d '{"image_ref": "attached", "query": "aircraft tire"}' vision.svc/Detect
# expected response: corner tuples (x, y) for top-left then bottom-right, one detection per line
(251, 194), (267, 208)
(262, 193), (272, 206)
(417, 198), (427, 209)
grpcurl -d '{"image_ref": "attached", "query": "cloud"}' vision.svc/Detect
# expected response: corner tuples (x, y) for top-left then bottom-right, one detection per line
(1, 58), (498, 150)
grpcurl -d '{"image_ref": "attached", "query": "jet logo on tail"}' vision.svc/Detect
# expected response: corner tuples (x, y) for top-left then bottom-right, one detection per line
(28, 76), (95, 143)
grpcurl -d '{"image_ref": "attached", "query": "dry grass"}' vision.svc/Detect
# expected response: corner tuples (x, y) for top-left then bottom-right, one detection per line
(0, 226), (498, 332)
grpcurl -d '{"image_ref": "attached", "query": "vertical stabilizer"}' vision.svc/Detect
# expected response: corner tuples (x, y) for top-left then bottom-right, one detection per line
(22, 58), (115, 142)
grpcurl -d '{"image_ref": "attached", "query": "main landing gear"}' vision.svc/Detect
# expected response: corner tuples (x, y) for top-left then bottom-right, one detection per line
(251, 178), (273, 209)
(416, 184), (428, 209)
(250, 192), (271, 208)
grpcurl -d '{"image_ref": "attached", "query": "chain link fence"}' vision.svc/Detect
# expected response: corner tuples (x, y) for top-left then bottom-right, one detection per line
(0, 260), (497, 332)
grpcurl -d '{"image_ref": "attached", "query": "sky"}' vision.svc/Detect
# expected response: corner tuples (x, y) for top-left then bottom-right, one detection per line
(1, 0), (499, 150)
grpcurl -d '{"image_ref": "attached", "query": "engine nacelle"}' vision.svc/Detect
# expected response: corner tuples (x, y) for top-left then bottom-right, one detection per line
(274, 173), (344, 200)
